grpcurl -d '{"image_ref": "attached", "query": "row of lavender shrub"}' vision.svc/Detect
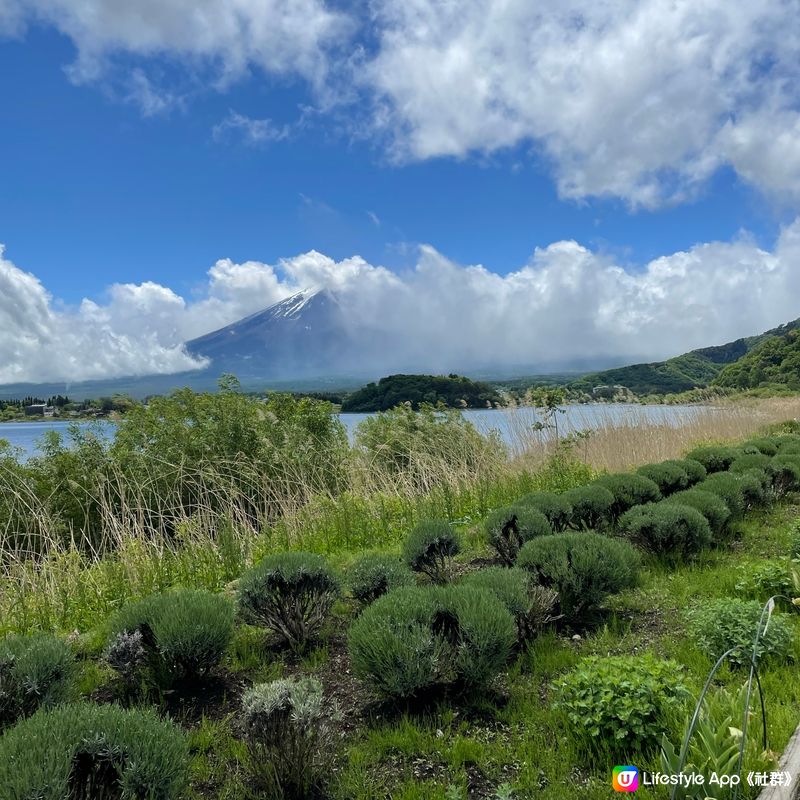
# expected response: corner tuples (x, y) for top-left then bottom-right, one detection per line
(3, 431), (800, 797)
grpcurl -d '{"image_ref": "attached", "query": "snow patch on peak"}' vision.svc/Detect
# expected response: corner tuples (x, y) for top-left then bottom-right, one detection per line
(269, 287), (327, 319)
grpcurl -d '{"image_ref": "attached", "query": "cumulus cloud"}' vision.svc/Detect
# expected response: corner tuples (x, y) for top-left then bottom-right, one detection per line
(0, 246), (205, 384)
(7, 0), (349, 89)
(363, 0), (800, 207)
(4, 222), (800, 383)
(6, 0), (800, 206)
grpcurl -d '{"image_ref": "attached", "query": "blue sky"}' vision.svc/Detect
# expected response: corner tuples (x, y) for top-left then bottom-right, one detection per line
(1, 1), (800, 382)
(0, 23), (783, 302)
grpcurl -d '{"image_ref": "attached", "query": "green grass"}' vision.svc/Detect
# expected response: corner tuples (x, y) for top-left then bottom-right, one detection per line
(4, 444), (800, 799)
(153, 502), (800, 800)
(325, 504), (800, 799)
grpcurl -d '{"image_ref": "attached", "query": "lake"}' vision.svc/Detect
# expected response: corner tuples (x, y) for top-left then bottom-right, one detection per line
(0, 404), (712, 459)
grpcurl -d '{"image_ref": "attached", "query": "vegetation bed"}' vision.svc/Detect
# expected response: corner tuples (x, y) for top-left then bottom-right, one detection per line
(2, 391), (800, 799)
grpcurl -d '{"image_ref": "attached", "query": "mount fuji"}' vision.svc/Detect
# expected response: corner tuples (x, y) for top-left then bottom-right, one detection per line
(185, 288), (382, 381)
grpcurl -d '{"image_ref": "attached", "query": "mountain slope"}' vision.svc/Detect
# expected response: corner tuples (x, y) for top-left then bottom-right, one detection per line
(185, 288), (365, 380)
(713, 328), (800, 390)
(570, 318), (800, 395)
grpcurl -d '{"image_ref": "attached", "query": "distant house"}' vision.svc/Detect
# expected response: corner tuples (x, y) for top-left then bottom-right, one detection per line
(24, 404), (55, 417)
(591, 385), (635, 401)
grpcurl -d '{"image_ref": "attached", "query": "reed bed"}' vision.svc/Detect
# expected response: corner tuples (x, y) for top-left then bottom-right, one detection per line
(1, 396), (799, 635)
(504, 396), (800, 471)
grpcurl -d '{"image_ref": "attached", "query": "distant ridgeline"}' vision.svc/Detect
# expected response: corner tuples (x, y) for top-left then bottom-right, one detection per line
(569, 318), (800, 396)
(340, 374), (502, 412)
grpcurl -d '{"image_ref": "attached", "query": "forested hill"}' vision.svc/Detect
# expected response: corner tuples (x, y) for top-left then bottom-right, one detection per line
(713, 328), (800, 390)
(569, 318), (800, 396)
(340, 374), (502, 412)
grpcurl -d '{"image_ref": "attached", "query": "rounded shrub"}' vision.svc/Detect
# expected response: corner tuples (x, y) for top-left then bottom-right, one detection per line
(442, 584), (518, 687)
(742, 438), (779, 457)
(348, 586), (439, 699)
(698, 472), (745, 518)
(663, 489), (731, 538)
(0, 702), (189, 799)
(687, 598), (794, 668)
(241, 676), (333, 798)
(776, 435), (800, 455)
(348, 553), (414, 606)
(460, 566), (558, 640)
(555, 654), (689, 754)
(403, 519), (461, 583)
(674, 458), (708, 486)
(0, 634), (74, 727)
(730, 453), (772, 475)
(636, 461), (690, 496)
(736, 469), (769, 510)
(348, 584), (515, 698)
(239, 552), (339, 653)
(484, 505), (551, 565)
(460, 566), (529, 619)
(618, 502), (712, 561)
(517, 492), (572, 532)
(564, 484), (615, 530)
(110, 589), (234, 687)
(516, 532), (639, 622)
(771, 454), (800, 496)
(593, 473), (662, 521)
(685, 446), (741, 474)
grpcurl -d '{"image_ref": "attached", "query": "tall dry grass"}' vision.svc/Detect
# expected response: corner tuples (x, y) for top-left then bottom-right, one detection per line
(507, 397), (800, 472)
(1, 396), (798, 635)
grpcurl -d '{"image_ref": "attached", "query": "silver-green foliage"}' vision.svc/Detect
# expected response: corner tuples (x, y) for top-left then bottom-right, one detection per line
(241, 676), (334, 799)
(636, 461), (690, 496)
(402, 520), (461, 583)
(663, 489), (731, 537)
(110, 588), (234, 685)
(563, 484), (615, 530)
(516, 532), (639, 621)
(593, 473), (662, 520)
(685, 446), (741, 474)
(238, 551), (339, 653)
(348, 553), (414, 606)
(483, 505), (551, 565)
(348, 584), (515, 699)
(0, 633), (74, 728)
(516, 492), (572, 532)
(0, 702), (189, 799)
(460, 566), (558, 640)
(618, 502), (712, 561)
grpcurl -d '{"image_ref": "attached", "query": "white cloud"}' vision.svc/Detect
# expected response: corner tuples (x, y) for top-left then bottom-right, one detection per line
(0, 247), (204, 384)
(362, 0), (800, 207)
(10, 0), (350, 91)
(3, 222), (800, 382)
(212, 110), (290, 145)
(7, 0), (800, 205)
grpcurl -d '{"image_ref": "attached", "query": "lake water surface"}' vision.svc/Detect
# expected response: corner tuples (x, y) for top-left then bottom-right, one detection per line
(0, 404), (712, 460)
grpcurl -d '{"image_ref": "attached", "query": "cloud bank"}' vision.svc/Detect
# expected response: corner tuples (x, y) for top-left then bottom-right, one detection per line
(5, 0), (800, 206)
(3, 222), (800, 383)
